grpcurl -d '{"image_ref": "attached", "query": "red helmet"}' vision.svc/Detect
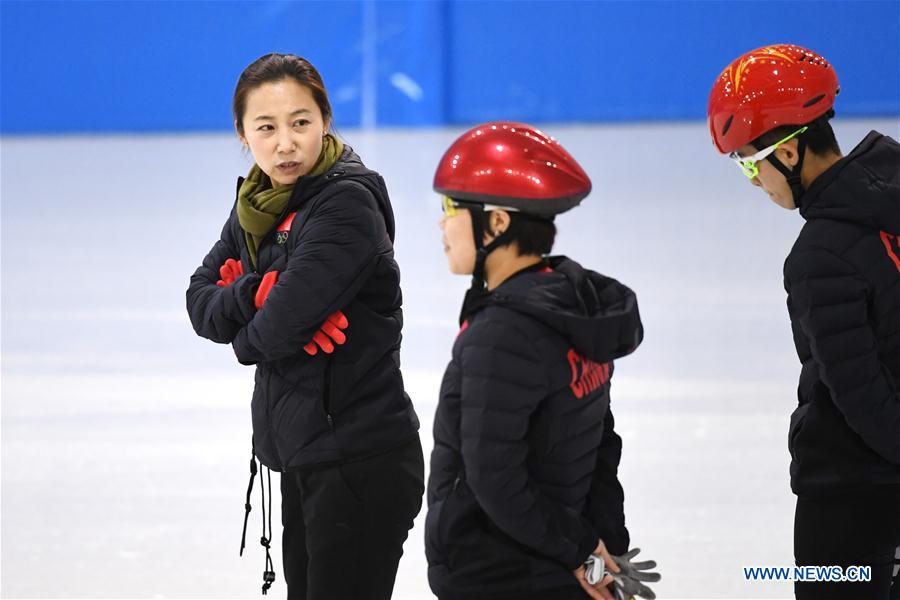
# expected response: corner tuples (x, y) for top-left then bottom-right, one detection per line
(708, 44), (840, 154)
(433, 121), (591, 217)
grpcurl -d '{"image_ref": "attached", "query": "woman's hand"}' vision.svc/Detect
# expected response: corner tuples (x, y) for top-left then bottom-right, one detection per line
(254, 271), (279, 309)
(303, 310), (350, 355)
(216, 258), (244, 287)
(245, 268), (349, 355)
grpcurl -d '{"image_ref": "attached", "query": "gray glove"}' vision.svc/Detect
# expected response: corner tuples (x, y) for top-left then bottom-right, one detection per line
(611, 548), (660, 600)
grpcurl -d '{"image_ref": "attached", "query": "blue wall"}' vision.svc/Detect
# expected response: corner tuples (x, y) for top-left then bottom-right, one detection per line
(1, 0), (897, 134)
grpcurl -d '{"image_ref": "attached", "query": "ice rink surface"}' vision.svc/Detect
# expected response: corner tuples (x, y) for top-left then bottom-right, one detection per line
(3, 118), (898, 599)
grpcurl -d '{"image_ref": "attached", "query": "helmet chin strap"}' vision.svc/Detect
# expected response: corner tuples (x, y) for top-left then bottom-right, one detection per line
(764, 137), (807, 207)
(459, 206), (512, 325)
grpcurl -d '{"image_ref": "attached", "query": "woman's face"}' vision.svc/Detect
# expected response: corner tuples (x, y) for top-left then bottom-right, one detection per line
(238, 78), (327, 188)
(439, 208), (477, 275)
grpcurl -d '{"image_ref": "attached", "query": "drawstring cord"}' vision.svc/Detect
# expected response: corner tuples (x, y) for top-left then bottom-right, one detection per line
(260, 465), (275, 594)
(240, 451), (257, 556)
(239, 450), (276, 595)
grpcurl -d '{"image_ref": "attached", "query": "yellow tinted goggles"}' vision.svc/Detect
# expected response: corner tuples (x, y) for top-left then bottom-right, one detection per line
(729, 126), (807, 179)
(441, 195), (460, 217)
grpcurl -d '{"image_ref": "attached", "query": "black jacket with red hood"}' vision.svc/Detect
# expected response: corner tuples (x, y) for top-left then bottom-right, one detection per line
(785, 130), (900, 496)
(425, 257), (643, 600)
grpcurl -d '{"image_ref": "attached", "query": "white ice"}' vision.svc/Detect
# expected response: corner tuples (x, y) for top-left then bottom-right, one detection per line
(2, 118), (898, 599)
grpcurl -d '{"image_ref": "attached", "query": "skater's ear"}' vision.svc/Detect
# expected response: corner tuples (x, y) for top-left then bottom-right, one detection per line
(773, 139), (801, 169)
(482, 209), (556, 256)
(486, 209), (511, 240)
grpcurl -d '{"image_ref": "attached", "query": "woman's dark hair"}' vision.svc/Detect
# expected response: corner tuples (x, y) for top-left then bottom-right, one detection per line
(484, 212), (557, 256)
(232, 53), (333, 136)
(752, 111), (841, 156)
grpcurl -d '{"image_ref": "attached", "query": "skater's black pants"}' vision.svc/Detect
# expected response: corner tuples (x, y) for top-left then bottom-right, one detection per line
(281, 436), (425, 600)
(794, 486), (900, 600)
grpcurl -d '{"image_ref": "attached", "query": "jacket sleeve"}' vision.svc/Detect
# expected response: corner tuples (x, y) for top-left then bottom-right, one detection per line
(581, 408), (629, 555)
(186, 211), (260, 344)
(231, 182), (385, 364)
(786, 247), (900, 464)
(459, 319), (599, 570)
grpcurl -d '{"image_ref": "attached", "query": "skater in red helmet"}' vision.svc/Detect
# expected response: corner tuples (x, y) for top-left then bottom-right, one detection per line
(426, 122), (660, 600)
(709, 44), (900, 599)
(186, 53), (423, 599)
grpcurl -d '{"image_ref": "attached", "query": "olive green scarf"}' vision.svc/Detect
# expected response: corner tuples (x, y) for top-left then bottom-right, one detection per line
(237, 134), (344, 269)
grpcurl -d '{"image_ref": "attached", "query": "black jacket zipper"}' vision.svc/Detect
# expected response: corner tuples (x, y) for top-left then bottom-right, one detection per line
(323, 358), (334, 429)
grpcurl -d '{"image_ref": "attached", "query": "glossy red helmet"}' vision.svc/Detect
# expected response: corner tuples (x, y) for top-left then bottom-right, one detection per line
(433, 121), (591, 217)
(708, 44), (840, 154)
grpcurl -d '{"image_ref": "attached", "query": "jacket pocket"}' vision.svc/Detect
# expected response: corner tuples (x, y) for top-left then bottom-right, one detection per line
(425, 495), (449, 567)
(268, 362), (333, 465)
(788, 402), (809, 460)
(322, 357), (335, 429)
(251, 366), (282, 469)
(427, 476), (466, 566)
(792, 383), (891, 492)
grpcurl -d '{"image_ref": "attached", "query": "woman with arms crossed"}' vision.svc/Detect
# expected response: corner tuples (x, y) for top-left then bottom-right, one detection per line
(186, 53), (423, 599)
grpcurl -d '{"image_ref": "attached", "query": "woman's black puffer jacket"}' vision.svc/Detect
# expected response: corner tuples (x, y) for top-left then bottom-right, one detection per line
(187, 148), (419, 471)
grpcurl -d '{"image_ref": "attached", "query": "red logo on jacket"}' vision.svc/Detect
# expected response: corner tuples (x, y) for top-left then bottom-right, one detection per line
(275, 212), (297, 245)
(880, 231), (900, 272)
(567, 349), (610, 399)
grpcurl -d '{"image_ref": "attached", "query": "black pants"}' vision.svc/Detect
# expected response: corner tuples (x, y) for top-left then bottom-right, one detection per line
(281, 436), (425, 600)
(439, 588), (590, 600)
(794, 486), (900, 599)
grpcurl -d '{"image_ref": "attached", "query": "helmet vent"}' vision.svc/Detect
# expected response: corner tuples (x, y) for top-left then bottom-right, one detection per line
(802, 94), (825, 108)
(722, 115), (734, 136)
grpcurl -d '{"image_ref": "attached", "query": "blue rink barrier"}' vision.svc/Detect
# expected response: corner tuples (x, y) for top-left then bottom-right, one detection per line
(1, 0), (897, 134)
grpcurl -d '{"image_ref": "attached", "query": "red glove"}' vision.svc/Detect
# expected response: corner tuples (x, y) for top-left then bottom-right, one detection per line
(304, 310), (350, 355)
(216, 258), (243, 287)
(254, 271), (279, 309)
